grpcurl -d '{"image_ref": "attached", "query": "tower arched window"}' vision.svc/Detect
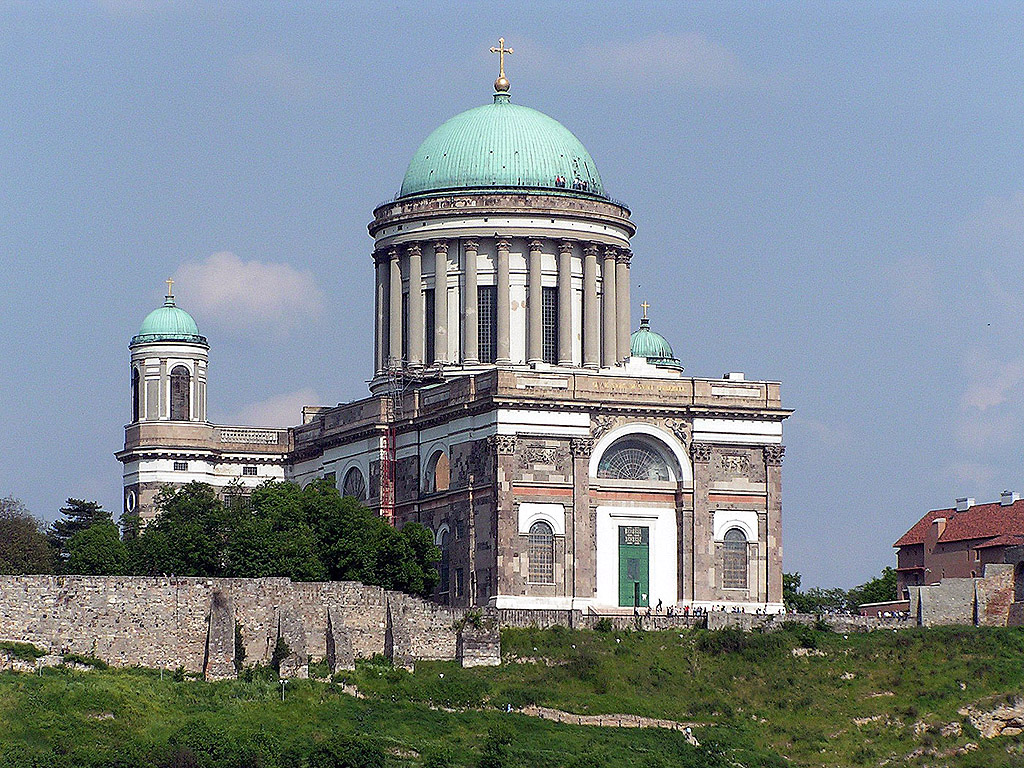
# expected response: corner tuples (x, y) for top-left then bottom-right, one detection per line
(723, 528), (748, 590)
(342, 467), (366, 501)
(597, 436), (673, 482)
(169, 365), (191, 421)
(131, 367), (141, 422)
(528, 521), (555, 584)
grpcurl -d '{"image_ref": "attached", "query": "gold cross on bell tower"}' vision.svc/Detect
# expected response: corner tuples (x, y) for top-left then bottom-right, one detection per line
(165, 277), (174, 298)
(490, 37), (513, 92)
(641, 300), (650, 319)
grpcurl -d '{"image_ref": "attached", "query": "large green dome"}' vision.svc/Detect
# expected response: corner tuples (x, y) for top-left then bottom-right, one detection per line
(399, 92), (605, 199)
(631, 317), (682, 370)
(131, 295), (207, 346)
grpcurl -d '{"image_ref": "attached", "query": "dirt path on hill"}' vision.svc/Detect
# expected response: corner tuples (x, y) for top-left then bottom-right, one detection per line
(336, 683), (700, 743)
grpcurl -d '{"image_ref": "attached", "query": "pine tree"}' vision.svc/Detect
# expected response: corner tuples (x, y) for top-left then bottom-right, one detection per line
(49, 498), (112, 563)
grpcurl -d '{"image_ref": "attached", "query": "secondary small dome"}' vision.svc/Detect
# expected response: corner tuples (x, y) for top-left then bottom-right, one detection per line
(631, 317), (682, 369)
(399, 91), (605, 199)
(132, 294), (207, 346)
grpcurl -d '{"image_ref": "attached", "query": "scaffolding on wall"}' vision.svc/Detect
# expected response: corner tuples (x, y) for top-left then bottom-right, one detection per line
(379, 360), (442, 523)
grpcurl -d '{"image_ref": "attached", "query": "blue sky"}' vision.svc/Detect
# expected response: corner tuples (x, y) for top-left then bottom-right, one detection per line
(3, 1), (1024, 588)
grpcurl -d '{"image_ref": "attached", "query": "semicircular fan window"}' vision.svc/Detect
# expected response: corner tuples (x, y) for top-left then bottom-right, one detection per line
(597, 439), (671, 481)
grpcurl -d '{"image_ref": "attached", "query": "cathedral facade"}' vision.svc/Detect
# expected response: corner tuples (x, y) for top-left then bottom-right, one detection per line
(118, 59), (790, 614)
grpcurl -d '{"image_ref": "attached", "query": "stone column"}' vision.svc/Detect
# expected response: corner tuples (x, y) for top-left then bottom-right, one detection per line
(570, 437), (595, 601)
(463, 239), (479, 364)
(527, 239), (544, 365)
(764, 445), (785, 605)
(496, 237), (511, 364)
(374, 251), (388, 374)
(601, 246), (618, 367)
(557, 240), (573, 366)
(407, 243), (423, 367)
(582, 243), (600, 369)
(490, 435), (518, 601)
(616, 249), (632, 362)
(388, 247), (402, 365)
(690, 442), (713, 603)
(433, 240), (448, 364)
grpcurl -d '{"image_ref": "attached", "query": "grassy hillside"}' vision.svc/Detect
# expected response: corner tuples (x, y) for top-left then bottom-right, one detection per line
(2, 624), (1024, 767)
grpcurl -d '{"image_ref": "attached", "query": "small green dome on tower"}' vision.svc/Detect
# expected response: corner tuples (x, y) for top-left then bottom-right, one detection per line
(131, 283), (207, 346)
(399, 88), (605, 199)
(630, 314), (682, 370)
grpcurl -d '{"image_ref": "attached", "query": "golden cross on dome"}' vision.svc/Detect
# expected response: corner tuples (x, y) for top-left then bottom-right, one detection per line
(165, 277), (174, 297)
(490, 37), (514, 92)
(641, 300), (650, 319)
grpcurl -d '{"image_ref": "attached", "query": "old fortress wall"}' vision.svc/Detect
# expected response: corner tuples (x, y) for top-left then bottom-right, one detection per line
(0, 576), (495, 678)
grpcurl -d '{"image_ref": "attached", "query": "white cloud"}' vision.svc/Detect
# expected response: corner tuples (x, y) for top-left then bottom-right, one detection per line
(231, 388), (320, 427)
(230, 52), (343, 102)
(173, 251), (324, 332)
(961, 191), (1024, 248)
(960, 356), (1024, 411)
(595, 32), (760, 90)
(949, 461), (998, 488)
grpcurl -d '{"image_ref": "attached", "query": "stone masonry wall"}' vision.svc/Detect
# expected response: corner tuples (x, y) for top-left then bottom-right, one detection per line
(0, 576), (466, 677)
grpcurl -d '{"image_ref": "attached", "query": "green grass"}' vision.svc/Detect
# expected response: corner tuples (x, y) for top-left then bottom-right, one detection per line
(2, 625), (1024, 766)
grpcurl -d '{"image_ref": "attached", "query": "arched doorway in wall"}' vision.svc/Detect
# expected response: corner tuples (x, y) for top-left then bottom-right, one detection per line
(169, 365), (191, 421)
(591, 428), (685, 609)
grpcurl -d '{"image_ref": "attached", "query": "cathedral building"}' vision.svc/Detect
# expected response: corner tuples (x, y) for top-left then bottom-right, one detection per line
(118, 48), (790, 614)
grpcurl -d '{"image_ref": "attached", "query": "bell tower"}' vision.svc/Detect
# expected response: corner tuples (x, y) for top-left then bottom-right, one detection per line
(128, 279), (209, 424)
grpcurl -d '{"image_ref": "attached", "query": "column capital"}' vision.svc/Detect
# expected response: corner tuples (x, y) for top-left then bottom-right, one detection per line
(388, 246), (400, 262)
(616, 248), (633, 265)
(433, 239), (449, 256)
(570, 437), (594, 458)
(763, 445), (786, 466)
(691, 442), (713, 463)
(528, 239), (544, 252)
(488, 434), (517, 455)
(372, 249), (388, 265)
(583, 242), (600, 258)
(405, 242), (422, 258)
(495, 237), (512, 251)
(463, 238), (479, 252)
(603, 245), (618, 260)
(557, 239), (574, 255)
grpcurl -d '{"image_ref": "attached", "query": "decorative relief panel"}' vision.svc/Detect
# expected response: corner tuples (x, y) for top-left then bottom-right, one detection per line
(591, 414), (616, 440)
(663, 418), (691, 449)
(710, 448), (766, 483)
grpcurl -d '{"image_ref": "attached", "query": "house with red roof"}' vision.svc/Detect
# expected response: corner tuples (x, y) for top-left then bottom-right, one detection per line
(894, 491), (1024, 597)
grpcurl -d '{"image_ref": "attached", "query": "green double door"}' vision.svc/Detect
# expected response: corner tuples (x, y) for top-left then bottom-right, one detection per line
(618, 525), (650, 607)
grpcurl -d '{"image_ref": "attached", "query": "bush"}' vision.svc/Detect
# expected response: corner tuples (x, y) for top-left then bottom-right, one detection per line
(308, 658), (331, 679)
(593, 618), (614, 633)
(62, 652), (108, 670)
(0, 641), (46, 661)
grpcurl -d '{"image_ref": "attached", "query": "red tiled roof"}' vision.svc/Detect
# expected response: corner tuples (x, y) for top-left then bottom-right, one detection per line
(894, 499), (1024, 548)
(974, 534), (1024, 549)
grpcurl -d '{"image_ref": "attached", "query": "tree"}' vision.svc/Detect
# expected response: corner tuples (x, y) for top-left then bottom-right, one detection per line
(66, 522), (127, 575)
(49, 498), (111, 565)
(128, 483), (231, 576)
(783, 571), (851, 614)
(848, 566), (898, 607)
(0, 496), (54, 574)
